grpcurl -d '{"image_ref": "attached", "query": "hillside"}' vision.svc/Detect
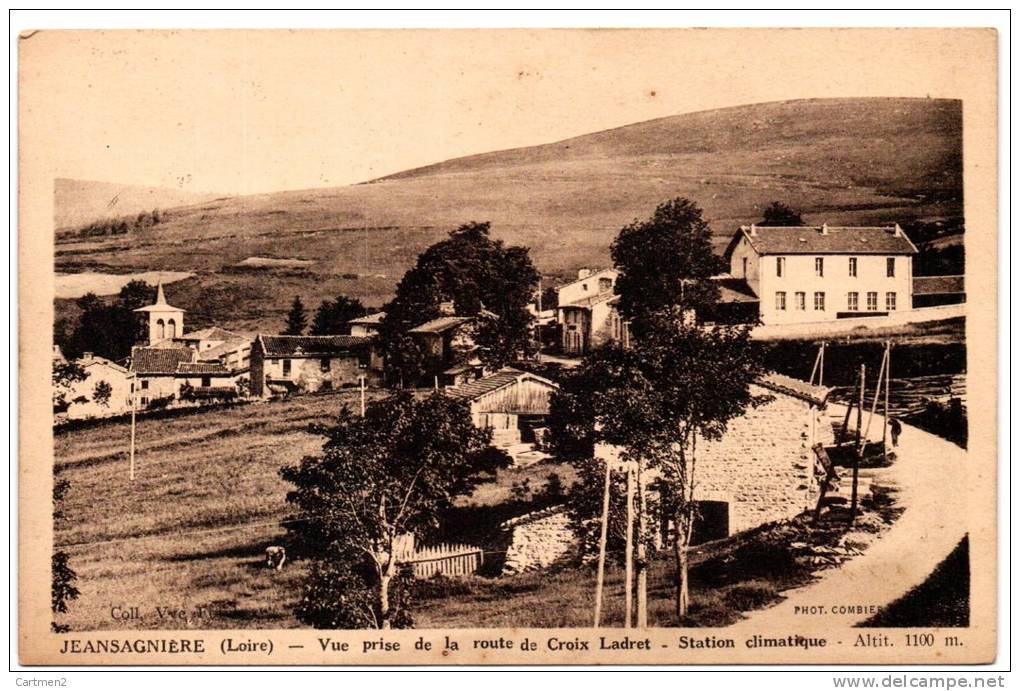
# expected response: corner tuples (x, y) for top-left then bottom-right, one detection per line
(54, 178), (224, 230)
(54, 97), (962, 333)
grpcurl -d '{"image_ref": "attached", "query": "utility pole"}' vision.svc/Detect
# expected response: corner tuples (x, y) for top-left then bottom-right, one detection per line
(635, 458), (648, 628)
(129, 379), (137, 481)
(624, 465), (635, 628)
(593, 462), (612, 628)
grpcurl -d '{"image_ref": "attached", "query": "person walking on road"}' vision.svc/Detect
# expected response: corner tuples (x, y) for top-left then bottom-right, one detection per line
(889, 417), (902, 447)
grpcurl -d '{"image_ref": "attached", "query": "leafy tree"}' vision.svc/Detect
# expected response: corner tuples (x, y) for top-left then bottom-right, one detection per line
(380, 222), (540, 383)
(285, 296), (308, 336)
(759, 201), (805, 227)
(310, 295), (367, 336)
(92, 380), (112, 407)
(610, 198), (721, 334)
(52, 360), (88, 414)
(549, 316), (767, 620)
(52, 479), (79, 632)
(65, 281), (156, 360)
(281, 392), (510, 628)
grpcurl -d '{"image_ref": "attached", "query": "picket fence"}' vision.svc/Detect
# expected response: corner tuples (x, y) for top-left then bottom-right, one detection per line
(393, 542), (484, 578)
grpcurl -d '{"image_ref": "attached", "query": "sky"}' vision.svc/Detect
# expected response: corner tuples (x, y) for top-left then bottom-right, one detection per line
(20, 28), (989, 196)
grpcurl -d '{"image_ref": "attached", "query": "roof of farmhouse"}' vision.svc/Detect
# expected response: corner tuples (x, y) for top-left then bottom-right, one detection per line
(129, 346), (195, 375)
(445, 367), (558, 402)
(913, 275), (965, 295)
(728, 224), (918, 257)
(408, 316), (474, 334)
(257, 334), (374, 357)
(349, 311), (387, 325)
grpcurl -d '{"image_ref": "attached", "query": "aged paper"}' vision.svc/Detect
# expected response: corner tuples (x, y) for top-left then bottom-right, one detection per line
(19, 28), (998, 665)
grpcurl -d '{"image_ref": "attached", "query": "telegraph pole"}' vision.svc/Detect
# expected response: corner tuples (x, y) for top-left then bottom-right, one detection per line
(129, 380), (137, 481)
(593, 461), (612, 628)
(624, 465), (635, 628)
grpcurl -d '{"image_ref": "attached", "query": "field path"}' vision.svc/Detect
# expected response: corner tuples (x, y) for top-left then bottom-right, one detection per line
(733, 411), (967, 629)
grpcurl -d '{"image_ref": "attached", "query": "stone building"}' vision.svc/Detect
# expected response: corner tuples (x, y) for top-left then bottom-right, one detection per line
(128, 345), (242, 406)
(555, 268), (631, 354)
(722, 224), (917, 325)
(349, 311), (386, 337)
(250, 334), (379, 396)
(63, 353), (136, 419)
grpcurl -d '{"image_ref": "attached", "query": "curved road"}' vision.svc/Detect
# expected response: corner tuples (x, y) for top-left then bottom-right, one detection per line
(734, 411), (967, 629)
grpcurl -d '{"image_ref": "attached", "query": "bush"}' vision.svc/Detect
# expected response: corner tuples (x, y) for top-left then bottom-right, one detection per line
(723, 581), (779, 611)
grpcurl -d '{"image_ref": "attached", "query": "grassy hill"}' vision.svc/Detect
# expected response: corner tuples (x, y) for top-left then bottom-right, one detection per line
(55, 97), (962, 333)
(55, 178), (224, 230)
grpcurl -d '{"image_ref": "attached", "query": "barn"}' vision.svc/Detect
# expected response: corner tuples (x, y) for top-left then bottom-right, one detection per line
(444, 367), (559, 454)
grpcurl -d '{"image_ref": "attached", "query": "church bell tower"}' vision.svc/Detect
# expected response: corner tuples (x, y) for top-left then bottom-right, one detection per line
(133, 282), (185, 345)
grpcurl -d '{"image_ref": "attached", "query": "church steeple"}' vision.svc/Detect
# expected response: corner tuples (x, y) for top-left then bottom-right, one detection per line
(134, 281), (185, 345)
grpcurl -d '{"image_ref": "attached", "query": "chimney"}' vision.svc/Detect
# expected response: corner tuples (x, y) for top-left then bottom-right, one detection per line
(577, 268), (593, 280)
(83, 351), (93, 361)
(820, 223), (829, 235)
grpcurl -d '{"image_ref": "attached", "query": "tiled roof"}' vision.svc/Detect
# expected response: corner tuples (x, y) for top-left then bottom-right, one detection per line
(728, 225), (918, 257)
(913, 275), (965, 295)
(182, 327), (242, 342)
(445, 367), (557, 402)
(562, 291), (617, 310)
(177, 362), (232, 375)
(408, 316), (473, 334)
(130, 346), (195, 375)
(758, 372), (831, 407)
(258, 334), (373, 357)
(349, 311), (387, 325)
(557, 268), (618, 292)
(197, 339), (251, 362)
(713, 277), (760, 303)
(79, 355), (130, 374)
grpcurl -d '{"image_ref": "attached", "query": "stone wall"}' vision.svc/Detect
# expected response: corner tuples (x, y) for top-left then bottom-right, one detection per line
(695, 383), (830, 534)
(501, 506), (578, 576)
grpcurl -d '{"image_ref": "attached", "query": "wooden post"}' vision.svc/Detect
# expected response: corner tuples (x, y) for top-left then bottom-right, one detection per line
(819, 342), (825, 387)
(593, 462), (612, 628)
(852, 364), (865, 517)
(128, 382), (137, 481)
(359, 375), (366, 417)
(863, 347), (888, 448)
(434, 375), (439, 391)
(624, 465), (635, 629)
(883, 341), (891, 450)
(809, 347), (821, 386)
(635, 458), (648, 628)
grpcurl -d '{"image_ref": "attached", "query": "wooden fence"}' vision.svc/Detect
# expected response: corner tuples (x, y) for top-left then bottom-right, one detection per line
(394, 542), (484, 578)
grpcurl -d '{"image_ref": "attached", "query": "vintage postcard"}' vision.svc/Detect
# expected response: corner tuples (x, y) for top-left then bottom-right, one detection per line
(18, 28), (998, 665)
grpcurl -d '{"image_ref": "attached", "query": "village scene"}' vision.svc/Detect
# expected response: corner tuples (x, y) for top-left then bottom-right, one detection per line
(50, 96), (969, 633)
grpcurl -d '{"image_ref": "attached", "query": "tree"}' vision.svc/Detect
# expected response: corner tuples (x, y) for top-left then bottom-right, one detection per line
(549, 317), (768, 620)
(52, 479), (79, 632)
(65, 281), (156, 360)
(53, 360), (88, 414)
(285, 296), (308, 336)
(379, 222), (540, 383)
(281, 392), (511, 628)
(610, 198), (721, 335)
(759, 201), (805, 227)
(310, 295), (367, 336)
(92, 380), (112, 407)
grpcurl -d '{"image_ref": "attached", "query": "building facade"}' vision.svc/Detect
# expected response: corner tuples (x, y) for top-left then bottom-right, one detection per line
(556, 268), (630, 354)
(250, 334), (379, 396)
(64, 354), (136, 420)
(723, 224), (917, 325)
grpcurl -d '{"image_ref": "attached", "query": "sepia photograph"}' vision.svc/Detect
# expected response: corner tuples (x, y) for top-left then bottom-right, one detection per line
(16, 22), (1001, 667)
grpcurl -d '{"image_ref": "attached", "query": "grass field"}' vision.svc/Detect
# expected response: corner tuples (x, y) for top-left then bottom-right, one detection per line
(53, 388), (899, 632)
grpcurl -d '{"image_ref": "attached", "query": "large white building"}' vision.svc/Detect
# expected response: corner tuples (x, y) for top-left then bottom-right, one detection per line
(556, 268), (631, 354)
(722, 224), (918, 325)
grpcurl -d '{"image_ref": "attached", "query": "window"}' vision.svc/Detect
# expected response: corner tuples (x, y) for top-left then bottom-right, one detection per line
(775, 292), (786, 311)
(814, 292), (825, 311)
(581, 283), (588, 292)
(201, 376), (211, 388)
(887, 257), (896, 277)
(867, 292), (878, 311)
(886, 292), (897, 311)
(849, 257), (858, 277)
(156, 319), (165, 339)
(141, 380), (149, 390)
(795, 292), (806, 310)
(598, 277), (613, 292)
(847, 292), (859, 311)
(271, 359), (279, 365)
(320, 357), (331, 372)
(283, 359), (292, 376)
(776, 257), (785, 277)
(815, 257), (824, 277)
(167, 318), (177, 339)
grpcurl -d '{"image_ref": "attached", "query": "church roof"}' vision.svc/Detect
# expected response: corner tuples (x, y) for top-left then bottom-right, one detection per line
(134, 282), (185, 313)
(129, 346), (195, 375)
